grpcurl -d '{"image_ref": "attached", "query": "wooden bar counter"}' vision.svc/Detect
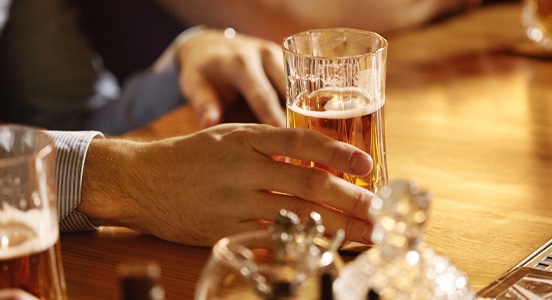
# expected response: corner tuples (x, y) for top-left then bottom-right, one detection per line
(60, 1), (552, 299)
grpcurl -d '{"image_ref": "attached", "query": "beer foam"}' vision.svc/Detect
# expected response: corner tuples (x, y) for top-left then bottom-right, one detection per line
(288, 103), (384, 120)
(0, 203), (58, 260)
(288, 88), (385, 119)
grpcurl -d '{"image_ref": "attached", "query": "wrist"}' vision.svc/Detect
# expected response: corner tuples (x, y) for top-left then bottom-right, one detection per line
(78, 138), (144, 228)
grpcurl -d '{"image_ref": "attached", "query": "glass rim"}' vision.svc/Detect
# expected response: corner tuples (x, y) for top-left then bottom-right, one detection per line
(0, 124), (55, 167)
(282, 27), (388, 59)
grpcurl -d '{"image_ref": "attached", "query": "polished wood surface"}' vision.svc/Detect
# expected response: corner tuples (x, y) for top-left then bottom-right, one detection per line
(60, 2), (552, 299)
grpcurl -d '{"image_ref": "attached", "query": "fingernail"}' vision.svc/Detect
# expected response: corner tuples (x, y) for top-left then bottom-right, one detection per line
(362, 222), (373, 243)
(199, 108), (221, 128)
(350, 152), (372, 175)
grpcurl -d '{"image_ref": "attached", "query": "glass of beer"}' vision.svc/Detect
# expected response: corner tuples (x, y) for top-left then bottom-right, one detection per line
(0, 125), (67, 300)
(522, 0), (552, 50)
(283, 28), (388, 193)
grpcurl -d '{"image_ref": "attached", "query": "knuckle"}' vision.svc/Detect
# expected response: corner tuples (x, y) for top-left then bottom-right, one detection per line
(285, 129), (309, 151)
(225, 124), (274, 157)
(227, 124), (257, 142)
(299, 168), (329, 199)
(240, 124), (272, 142)
(350, 188), (371, 217)
(329, 143), (347, 165)
(229, 50), (249, 69)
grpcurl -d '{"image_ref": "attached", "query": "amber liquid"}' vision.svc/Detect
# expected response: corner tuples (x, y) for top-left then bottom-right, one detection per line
(286, 88), (388, 192)
(0, 220), (66, 300)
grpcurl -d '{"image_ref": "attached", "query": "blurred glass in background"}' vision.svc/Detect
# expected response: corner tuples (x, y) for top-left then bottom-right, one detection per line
(522, 0), (552, 50)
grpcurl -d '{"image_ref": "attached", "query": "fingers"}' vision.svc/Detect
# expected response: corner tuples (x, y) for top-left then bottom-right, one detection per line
(241, 125), (376, 243)
(240, 191), (374, 244)
(262, 43), (287, 102)
(247, 126), (373, 176)
(178, 71), (223, 128)
(175, 29), (286, 128)
(226, 41), (286, 127)
(194, 124), (376, 244)
(249, 159), (375, 219)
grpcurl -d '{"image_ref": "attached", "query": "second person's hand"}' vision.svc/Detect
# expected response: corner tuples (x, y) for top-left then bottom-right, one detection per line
(176, 28), (287, 129)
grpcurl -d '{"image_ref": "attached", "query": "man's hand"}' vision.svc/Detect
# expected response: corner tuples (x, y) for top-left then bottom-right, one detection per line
(79, 124), (376, 247)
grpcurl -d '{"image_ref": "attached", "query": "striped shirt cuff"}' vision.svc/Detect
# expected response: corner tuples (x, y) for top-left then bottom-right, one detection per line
(45, 130), (104, 232)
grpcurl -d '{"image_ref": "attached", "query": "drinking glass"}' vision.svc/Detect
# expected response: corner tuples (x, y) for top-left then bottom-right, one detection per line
(0, 125), (67, 300)
(283, 28), (388, 193)
(522, 0), (552, 50)
(194, 230), (343, 300)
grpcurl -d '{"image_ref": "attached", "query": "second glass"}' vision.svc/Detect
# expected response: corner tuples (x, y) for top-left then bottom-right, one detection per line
(0, 125), (67, 300)
(283, 28), (388, 192)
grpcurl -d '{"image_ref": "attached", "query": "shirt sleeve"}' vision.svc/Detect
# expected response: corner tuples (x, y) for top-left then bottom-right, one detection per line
(45, 130), (104, 232)
(82, 26), (205, 135)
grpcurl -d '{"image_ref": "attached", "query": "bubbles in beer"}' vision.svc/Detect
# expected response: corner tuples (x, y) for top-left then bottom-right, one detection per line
(286, 87), (387, 192)
(290, 87), (384, 119)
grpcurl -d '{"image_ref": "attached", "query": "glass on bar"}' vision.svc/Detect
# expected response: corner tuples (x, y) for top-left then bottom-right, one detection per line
(283, 28), (389, 193)
(0, 125), (67, 300)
